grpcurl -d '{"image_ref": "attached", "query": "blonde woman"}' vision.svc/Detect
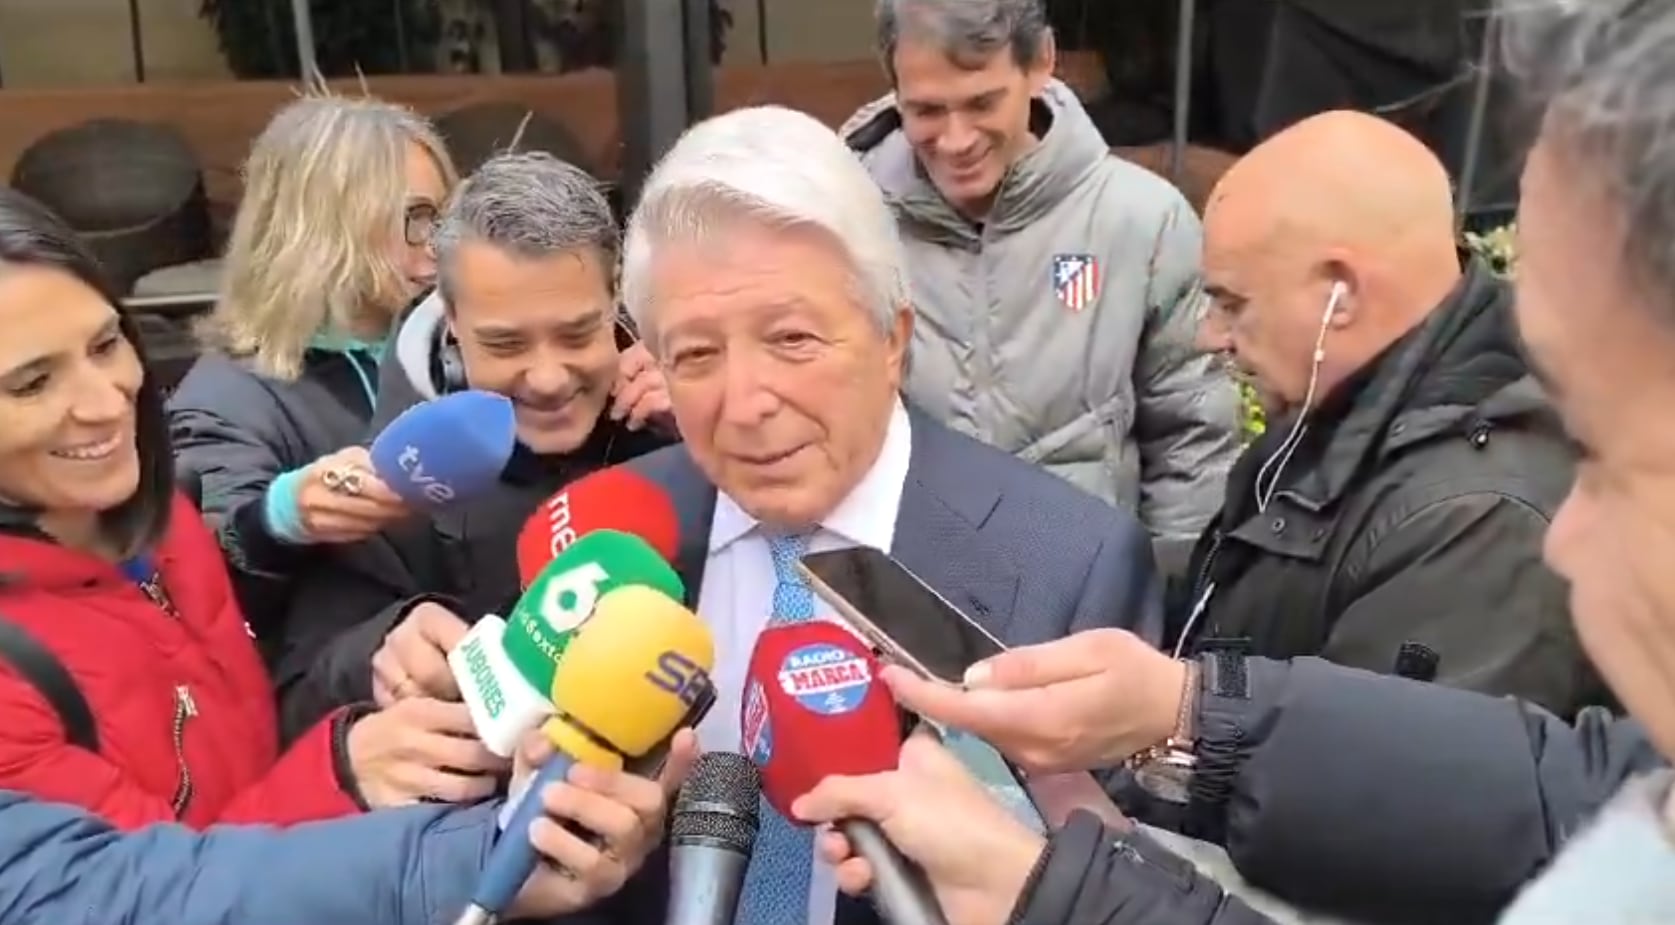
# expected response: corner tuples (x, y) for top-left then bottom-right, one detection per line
(169, 95), (462, 645)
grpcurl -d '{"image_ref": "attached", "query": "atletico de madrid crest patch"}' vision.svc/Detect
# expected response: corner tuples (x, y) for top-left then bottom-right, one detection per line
(1052, 253), (1101, 312)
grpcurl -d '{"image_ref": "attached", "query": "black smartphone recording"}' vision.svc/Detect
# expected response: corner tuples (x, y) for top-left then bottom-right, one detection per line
(798, 547), (1005, 685)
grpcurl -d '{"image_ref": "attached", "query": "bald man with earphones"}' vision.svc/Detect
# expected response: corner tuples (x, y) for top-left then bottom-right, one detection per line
(887, 113), (1604, 815)
(1152, 110), (1594, 713)
(1168, 109), (1603, 718)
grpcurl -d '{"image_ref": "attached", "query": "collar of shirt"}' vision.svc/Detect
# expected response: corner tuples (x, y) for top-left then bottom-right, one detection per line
(709, 398), (912, 554)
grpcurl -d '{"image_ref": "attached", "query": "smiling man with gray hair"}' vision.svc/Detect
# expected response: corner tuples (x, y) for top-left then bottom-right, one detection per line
(613, 102), (1161, 925)
(267, 150), (677, 751)
(842, 0), (1241, 563)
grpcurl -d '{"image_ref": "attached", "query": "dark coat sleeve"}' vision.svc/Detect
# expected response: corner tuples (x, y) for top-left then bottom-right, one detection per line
(168, 360), (305, 530)
(168, 360), (318, 636)
(1322, 491), (1597, 715)
(1171, 655), (1660, 925)
(268, 530), (460, 742)
(1011, 812), (1276, 925)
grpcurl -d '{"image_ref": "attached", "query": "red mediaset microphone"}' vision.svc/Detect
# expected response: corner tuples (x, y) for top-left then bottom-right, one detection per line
(742, 622), (948, 925)
(515, 466), (681, 587)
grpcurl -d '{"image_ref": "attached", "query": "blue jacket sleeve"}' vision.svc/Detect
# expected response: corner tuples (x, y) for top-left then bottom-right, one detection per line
(0, 792), (495, 925)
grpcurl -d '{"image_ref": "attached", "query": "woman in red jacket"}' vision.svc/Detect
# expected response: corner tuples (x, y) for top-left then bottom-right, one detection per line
(0, 189), (498, 829)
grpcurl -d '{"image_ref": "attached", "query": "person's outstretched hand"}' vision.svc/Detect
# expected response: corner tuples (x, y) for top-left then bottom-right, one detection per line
(792, 729), (1045, 925)
(882, 628), (1187, 773)
(504, 728), (700, 917)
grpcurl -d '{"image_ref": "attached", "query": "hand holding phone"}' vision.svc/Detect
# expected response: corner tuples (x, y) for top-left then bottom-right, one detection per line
(796, 547), (1049, 832)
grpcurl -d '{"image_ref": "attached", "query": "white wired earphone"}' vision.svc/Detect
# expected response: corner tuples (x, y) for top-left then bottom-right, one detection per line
(1170, 280), (1348, 659)
(1253, 280), (1347, 514)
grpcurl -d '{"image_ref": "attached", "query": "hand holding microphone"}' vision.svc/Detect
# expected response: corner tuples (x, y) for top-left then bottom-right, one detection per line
(294, 446), (409, 544)
(344, 696), (508, 807)
(451, 528), (685, 757)
(288, 389), (518, 545)
(383, 462), (680, 717)
(493, 726), (698, 922)
(744, 620), (946, 925)
(792, 729), (1047, 925)
(500, 724), (700, 910)
(374, 602), (472, 705)
(457, 584), (715, 924)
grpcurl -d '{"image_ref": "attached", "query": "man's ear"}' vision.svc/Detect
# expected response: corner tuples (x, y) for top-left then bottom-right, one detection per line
(886, 304), (914, 386)
(1321, 258), (1360, 330)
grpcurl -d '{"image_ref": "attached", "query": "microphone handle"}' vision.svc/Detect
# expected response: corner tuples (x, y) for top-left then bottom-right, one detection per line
(666, 843), (750, 925)
(467, 753), (578, 918)
(839, 819), (950, 925)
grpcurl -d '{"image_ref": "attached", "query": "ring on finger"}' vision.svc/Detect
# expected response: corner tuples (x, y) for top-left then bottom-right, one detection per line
(322, 466), (365, 497)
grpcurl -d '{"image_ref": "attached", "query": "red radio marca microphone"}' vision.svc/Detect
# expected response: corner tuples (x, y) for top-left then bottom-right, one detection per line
(515, 467), (681, 587)
(741, 621), (900, 817)
(741, 622), (949, 925)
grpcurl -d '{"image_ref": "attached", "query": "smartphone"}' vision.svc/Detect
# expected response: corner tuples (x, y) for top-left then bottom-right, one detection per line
(797, 546), (1005, 686)
(799, 548), (1046, 832)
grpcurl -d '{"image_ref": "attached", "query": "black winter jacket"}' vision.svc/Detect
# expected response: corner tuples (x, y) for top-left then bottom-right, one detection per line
(167, 347), (381, 636)
(1170, 258), (1604, 717)
(1017, 654), (1662, 925)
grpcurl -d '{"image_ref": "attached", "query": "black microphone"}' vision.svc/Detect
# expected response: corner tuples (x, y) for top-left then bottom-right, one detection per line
(1394, 641), (1440, 682)
(667, 752), (761, 925)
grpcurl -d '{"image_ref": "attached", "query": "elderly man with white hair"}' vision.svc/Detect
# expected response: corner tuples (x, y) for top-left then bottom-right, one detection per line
(607, 104), (1162, 925)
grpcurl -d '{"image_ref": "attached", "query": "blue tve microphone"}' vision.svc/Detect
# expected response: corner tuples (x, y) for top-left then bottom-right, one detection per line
(369, 390), (516, 508)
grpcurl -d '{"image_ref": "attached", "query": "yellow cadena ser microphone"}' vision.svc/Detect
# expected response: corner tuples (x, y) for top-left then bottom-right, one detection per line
(543, 584), (717, 768)
(461, 584), (716, 925)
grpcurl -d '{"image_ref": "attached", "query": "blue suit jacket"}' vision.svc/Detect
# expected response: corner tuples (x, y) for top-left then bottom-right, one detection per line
(604, 409), (1162, 925)
(626, 408), (1163, 649)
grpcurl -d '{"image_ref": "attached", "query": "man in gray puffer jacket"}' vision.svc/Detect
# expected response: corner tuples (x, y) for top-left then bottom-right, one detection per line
(842, 0), (1242, 548)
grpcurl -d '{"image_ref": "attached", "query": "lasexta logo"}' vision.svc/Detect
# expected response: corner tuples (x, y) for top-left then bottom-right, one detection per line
(538, 562), (610, 634)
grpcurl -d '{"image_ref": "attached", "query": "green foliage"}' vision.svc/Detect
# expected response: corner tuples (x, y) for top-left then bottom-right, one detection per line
(1464, 223), (1519, 278)
(1232, 223), (1517, 443)
(1239, 381), (1266, 440)
(199, 0), (439, 79)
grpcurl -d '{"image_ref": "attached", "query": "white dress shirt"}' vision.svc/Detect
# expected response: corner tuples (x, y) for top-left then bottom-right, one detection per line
(695, 398), (913, 925)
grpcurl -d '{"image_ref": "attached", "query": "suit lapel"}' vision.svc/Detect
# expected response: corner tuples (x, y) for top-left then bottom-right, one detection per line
(630, 422), (1019, 638)
(892, 417), (1020, 641)
(625, 446), (716, 609)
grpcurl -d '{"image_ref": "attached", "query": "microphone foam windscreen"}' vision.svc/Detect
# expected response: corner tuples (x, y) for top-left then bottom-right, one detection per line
(516, 466), (681, 587)
(502, 528), (687, 698)
(552, 585), (715, 759)
(672, 752), (762, 851)
(370, 390), (516, 507)
(744, 621), (901, 819)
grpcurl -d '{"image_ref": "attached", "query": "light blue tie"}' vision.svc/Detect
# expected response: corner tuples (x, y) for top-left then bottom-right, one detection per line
(737, 532), (817, 925)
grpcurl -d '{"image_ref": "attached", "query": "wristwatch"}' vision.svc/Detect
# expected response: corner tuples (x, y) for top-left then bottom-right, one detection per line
(1127, 660), (1199, 804)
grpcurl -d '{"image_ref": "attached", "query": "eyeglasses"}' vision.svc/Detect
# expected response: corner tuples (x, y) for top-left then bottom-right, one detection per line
(405, 203), (440, 247)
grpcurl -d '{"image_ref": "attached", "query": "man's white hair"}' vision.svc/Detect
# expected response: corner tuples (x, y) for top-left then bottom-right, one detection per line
(620, 105), (910, 345)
